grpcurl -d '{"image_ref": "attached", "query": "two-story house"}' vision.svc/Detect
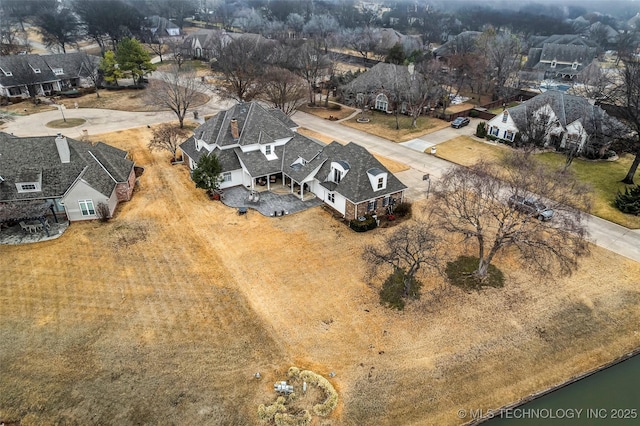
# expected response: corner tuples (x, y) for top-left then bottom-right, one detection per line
(179, 102), (407, 220)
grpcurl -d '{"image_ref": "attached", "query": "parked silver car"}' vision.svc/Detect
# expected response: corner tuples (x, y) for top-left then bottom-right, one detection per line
(508, 195), (554, 220)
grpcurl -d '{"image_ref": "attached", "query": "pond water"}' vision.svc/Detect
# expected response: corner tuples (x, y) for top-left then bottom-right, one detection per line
(486, 354), (640, 425)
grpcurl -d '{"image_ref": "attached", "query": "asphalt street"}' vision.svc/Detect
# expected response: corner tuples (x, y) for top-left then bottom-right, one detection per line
(3, 94), (639, 263)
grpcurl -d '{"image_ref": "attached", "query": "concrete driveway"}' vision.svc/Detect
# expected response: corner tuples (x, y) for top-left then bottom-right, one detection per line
(400, 118), (480, 153)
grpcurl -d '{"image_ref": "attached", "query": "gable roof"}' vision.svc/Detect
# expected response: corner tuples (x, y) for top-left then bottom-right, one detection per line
(506, 90), (623, 136)
(194, 102), (294, 148)
(0, 132), (133, 202)
(42, 52), (100, 79)
(342, 62), (421, 97)
(0, 53), (100, 88)
(317, 142), (407, 203)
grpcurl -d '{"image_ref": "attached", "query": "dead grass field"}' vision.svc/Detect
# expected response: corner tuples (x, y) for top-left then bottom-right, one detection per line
(298, 103), (356, 121)
(1, 127), (640, 425)
(435, 136), (511, 166)
(341, 112), (451, 143)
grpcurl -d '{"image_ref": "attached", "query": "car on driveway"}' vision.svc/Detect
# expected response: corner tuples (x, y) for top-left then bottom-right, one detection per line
(508, 195), (554, 220)
(451, 117), (470, 128)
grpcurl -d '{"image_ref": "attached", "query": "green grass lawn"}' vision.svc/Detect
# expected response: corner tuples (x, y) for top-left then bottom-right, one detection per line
(434, 136), (640, 229)
(535, 152), (640, 229)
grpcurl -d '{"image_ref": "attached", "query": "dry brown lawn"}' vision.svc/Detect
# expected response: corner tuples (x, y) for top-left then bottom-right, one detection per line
(1, 127), (640, 425)
(435, 136), (511, 166)
(341, 112), (451, 143)
(298, 103), (356, 121)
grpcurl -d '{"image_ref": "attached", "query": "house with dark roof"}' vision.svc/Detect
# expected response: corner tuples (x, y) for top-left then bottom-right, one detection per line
(0, 132), (136, 222)
(144, 16), (181, 38)
(179, 102), (406, 219)
(0, 52), (100, 99)
(486, 91), (623, 153)
(523, 35), (598, 81)
(341, 62), (424, 114)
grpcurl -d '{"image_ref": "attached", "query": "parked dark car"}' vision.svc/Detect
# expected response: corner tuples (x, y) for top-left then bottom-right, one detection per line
(451, 117), (470, 128)
(508, 195), (554, 221)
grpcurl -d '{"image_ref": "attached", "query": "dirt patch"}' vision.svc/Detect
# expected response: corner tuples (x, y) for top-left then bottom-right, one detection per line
(1, 126), (640, 425)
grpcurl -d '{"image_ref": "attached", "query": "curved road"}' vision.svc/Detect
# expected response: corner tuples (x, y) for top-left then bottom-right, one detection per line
(3, 98), (640, 263)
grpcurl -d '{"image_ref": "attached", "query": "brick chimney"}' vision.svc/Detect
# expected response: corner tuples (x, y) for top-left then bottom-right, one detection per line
(230, 118), (239, 140)
(55, 133), (70, 163)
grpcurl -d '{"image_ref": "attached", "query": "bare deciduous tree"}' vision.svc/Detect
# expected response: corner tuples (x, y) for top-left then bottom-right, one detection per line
(363, 220), (442, 301)
(210, 36), (272, 102)
(432, 152), (591, 281)
(147, 123), (189, 162)
(147, 64), (201, 128)
(259, 66), (307, 116)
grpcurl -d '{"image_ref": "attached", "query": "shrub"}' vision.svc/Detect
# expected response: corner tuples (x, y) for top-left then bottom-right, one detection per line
(274, 411), (311, 426)
(379, 267), (422, 310)
(393, 202), (412, 218)
(487, 134), (498, 141)
(603, 150), (617, 160)
(349, 214), (377, 232)
(299, 370), (339, 417)
(615, 185), (640, 215)
(469, 109), (479, 118)
(475, 121), (487, 138)
(96, 202), (111, 222)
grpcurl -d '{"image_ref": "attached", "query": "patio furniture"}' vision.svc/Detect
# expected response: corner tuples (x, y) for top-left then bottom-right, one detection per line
(19, 221), (31, 233)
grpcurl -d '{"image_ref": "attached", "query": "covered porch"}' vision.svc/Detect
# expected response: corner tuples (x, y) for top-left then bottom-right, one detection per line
(243, 172), (316, 202)
(0, 200), (69, 244)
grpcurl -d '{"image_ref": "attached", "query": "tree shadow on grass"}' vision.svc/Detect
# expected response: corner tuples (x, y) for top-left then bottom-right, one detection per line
(445, 256), (504, 291)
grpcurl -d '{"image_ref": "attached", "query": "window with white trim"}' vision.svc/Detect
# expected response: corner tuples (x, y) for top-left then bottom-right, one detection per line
(79, 200), (95, 216)
(505, 130), (515, 141)
(383, 196), (390, 207)
(375, 93), (388, 111)
(550, 60), (557, 68)
(53, 68), (64, 75)
(222, 172), (232, 182)
(21, 184), (36, 190)
(502, 111), (508, 123)
(367, 200), (377, 211)
(327, 192), (335, 203)
(333, 168), (342, 183)
(571, 62), (578, 70)
(265, 145), (271, 155)
(491, 126), (499, 136)
(377, 177), (384, 189)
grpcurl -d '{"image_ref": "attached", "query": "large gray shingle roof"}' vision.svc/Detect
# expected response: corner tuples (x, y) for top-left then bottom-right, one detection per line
(0, 132), (133, 201)
(317, 142), (407, 203)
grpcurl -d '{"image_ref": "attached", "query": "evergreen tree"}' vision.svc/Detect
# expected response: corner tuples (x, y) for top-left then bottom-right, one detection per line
(115, 38), (156, 85)
(615, 185), (640, 215)
(192, 152), (223, 193)
(99, 51), (123, 85)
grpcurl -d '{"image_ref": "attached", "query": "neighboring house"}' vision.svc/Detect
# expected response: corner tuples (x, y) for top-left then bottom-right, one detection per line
(0, 52), (100, 99)
(179, 102), (406, 220)
(145, 16), (181, 38)
(180, 29), (269, 60)
(486, 90), (622, 153)
(0, 132), (135, 222)
(378, 28), (423, 53)
(432, 31), (482, 60)
(341, 62), (427, 114)
(523, 35), (598, 80)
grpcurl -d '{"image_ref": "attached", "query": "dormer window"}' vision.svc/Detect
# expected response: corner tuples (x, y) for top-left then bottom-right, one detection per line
(550, 60), (557, 68)
(367, 167), (387, 191)
(53, 68), (64, 75)
(572, 62), (578, 70)
(0, 67), (12, 76)
(333, 168), (342, 183)
(30, 65), (41, 73)
(265, 144), (271, 155)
